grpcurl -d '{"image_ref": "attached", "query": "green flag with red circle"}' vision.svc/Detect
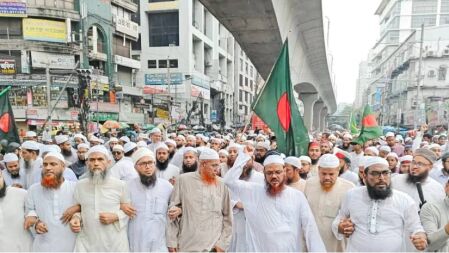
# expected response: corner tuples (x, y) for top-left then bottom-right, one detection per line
(251, 40), (309, 156)
(0, 87), (20, 144)
(353, 104), (382, 145)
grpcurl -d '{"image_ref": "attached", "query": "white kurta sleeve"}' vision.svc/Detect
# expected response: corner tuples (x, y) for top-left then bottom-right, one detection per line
(420, 202), (449, 252)
(298, 193), (326, 252)
(332, 190), (351, 241)
(412, 131), (423, 152)
(112, 183), (130, 231)
(403, 198), (424, 236)
(223, 152), (255, 202)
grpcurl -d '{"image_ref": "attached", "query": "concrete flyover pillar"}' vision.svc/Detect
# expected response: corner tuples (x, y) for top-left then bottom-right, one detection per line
(299, 93), (319, 131)
(319, 107), (328, 131)
(313, 101), (324, 131)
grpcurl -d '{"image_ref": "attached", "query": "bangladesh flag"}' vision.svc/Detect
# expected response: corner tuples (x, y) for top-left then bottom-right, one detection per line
(252, 40), (309, 156)
(348, 111), (360, 135)
(0, 87), (20, 144)
(353, 104), (382, 144)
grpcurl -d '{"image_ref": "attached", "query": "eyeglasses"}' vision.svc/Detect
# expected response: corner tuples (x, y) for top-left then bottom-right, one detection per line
(368, 170), (391, 178)
(411, 161), (431, 168)
(265, 170), (284, 177)
(137, 161), (155, 167)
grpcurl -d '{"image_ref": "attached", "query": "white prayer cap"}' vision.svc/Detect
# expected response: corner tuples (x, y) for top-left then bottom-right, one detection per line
(109, 137), (119, 143)
(139, 133), (149, 140)
(26, 131), (37, 137)
(240, 135), (247, 142)
(210, 137), (222, 143)
(3, 153), (18, 163)
(379, 145), (391, 153)
(428, 143), (441, 150)
(155, 143), (169, 151)
(89, 136), (100, 143)
(364, 156), (389, 169)
(385, 132), (395, 138)
(150, 127), (162, 135)
(263, 155), (285, 166)
(284, 156), (302, 169)
(299, 156), (312, 164)
(186, 134), (195, 140)
(98, 138), (105, 144)
(318, 154), (340, 169)
(177, 135), (186, 141)
(405, 137), (413, 143)
(256, 141), (270, 150)
(119, 136), (130, 143)
(54, 135), (69, 145)
(74, 133), (86, 140)
(343, 133), (352, 140)
(218, 149), (228, 156)
(199, 148), (219, 160)
(227, 142), (241, 151)
(165, 139), (176, 147)
(183, 147), (197, 155)
(112, 145), (124, 152)
(41, 145), (61, 154)
(200, 135), (209, 143)
(132, 147), (155, 164)
(44, 152), (66, 164)
(124, 142), (137, 153)
(136, 141), (147, 148)
(365, 146), (379, 156)
(21, 141), (40, 151)
(396, 135), (403, 141)
(77, 143), (90, 150)
(400, 155), (413, 163)
(86, 145), (110, 160)
(386, 152), (399, 160)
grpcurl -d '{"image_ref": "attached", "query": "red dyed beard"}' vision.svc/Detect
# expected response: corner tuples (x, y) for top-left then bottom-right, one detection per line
(265, 177), (286, 197)
(200, 169), (217, 186)
(41, 173), (62, 189)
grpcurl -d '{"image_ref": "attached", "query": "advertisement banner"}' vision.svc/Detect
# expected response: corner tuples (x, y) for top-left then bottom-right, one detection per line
(156, 108), (169, 119)
(23, 18), (67, 43)
(0, 59), (15, 74)
(114, 15), (139, 39)
(31, 51), (75, 69)
(144, 73), (183, 85)
(191, 84), (210, 99)
(0, 0), (26, 17)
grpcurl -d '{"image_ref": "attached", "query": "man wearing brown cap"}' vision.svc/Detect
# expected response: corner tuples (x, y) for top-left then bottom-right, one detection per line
(392, 148), (445, 206)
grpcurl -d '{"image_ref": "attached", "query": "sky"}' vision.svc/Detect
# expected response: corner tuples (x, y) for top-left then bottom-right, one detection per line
(322, 0), (381, 104)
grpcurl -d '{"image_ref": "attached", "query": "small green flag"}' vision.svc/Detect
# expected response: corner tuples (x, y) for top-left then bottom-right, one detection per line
(353, 105), (382, 144)
(349, 112), (360, 135)
(252, 40), (309, 156)
(0, 87), (20, 144)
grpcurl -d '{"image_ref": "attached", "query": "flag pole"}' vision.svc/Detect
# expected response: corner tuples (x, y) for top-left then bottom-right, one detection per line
(0, 86), (12, 97)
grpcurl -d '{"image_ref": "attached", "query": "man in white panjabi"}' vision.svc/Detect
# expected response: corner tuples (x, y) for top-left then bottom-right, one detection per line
(126, 148), (173, 251)
(332, 156), (428, 252)
(224, 146), (326, 252)
(284, 156), (306, 192)
(167, 148), (232, 252)
(227, 150), (264, 252)
(109, 142), (138, 181)
(0, 169), (33, 251)
(304, 154), (354, 252)
(20, 140), (43, 189)
(154, 143), (180, 183)
(69, 145), (130, 251)
(24, 152), (79, 251)
(1, 153), (26, 188)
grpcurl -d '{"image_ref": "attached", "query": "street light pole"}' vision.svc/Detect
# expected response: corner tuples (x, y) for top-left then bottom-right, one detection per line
(46, 64), (52, 128)
(415, 23), (424, 129)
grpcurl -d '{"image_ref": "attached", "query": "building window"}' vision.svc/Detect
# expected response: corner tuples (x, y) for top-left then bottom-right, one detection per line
(169, 59), (178, 68)
(239, 74), (243, 86)
(250, 80), (253, 90)
(148, 12), (179, 47)
(245, 77), (248, 86)
(239, 90), (242, 102)
(438, 66), (447, 81)
(159, 59), (168, 68)
(250, 66), (253, 77)
(240, 59), (243, 71)
(245, 63), (248, 74)
(149, 0), (175, 3)
(412, 0), (438, 14)
(245, 91), (248, 102)
(148, 60), (157, 68)
(411, 15), (436, 28)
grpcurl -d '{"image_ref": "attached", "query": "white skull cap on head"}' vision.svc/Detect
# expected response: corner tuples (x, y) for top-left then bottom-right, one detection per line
(199, 148), (219, 160)
(54, 135), (69, 145)
(86, 145), (110, 160)
(379, 145), (391, 152)
(318, 154), (340, 168)
(21, 141), (40, 150)
(299, 156), (312, 164)
(77, 143), (90, 150)
(124, 142), (137, 153)
(284, 156), (301, 169)
(44, 152), (66, 164)
(364, 156), (389, 169)
(132, 147), (155, 164)
(155, 143), (169, 151)
(3, 153), (18, 163)
(263, 155), (285, 166)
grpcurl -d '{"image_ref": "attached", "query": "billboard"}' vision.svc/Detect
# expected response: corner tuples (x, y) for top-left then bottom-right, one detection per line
(23, 18), (67, 43)
(0, 59), (15, 74)
(0, 1), (26, 17)
(31, 51), (75, 69)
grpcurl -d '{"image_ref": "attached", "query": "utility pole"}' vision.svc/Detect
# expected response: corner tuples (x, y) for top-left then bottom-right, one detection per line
(166, 56), (171, 124)
(46, 64), (52, 128)
(415, 23), (424, 129)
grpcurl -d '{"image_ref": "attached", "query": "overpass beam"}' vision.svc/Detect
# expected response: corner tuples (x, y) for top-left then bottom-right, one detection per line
(313, 101), (324, 131)
(319, 107), (328, 131)
(300, 93), (318, 131)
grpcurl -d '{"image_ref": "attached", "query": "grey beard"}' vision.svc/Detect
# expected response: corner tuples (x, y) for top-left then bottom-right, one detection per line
(89, 170), (108, 185)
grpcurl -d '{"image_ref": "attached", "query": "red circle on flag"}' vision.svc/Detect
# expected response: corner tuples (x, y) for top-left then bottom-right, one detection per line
(0, 113), (11, 133)
(277, 93), (291, 132)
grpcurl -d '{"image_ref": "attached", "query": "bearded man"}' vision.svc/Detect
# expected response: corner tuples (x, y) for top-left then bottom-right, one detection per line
(126, 148), (173, 251)
(308, 142), (322, 177)
(24, 152), (79, 251)
(69, 143), (89, 179)
(430, 152), (449, 186)
(220, 143), (240, 176)
(55, 135), (78, 165)
(332, 157), (427, 252)
(224, 147), (326, 251)
(155, 143), (180, 182)
(165, 139), (177, 160)
(304, 154), (354, 252)
(20, 141), (42, 189)
(284, 156), (306, 192)
(181, 147), (198, 173)
(69, 145), (130, 251)
(299, 156), (312, 179)
(2, 153), (26, 188)
(167, 148), (232, 252)
(254, 141), (269, 164)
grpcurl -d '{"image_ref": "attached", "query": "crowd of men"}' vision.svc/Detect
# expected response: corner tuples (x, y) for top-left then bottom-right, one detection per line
(1, 123), (449, 252)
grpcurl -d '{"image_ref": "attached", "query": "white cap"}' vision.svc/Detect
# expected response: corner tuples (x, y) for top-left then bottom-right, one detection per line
(379, 145), (391, 153)
(165, 139), (176, 147)
(263, 155), (285, 166)
(199, 148), (219, 160)
(44, 152), (66, 164)
(132, 147), (155, 164)
(400, 155), (413, 163)
(77, 143), (90, 150)
(86, 145), (110, 160)
(395, 135), (403, 141)
(139, 133), (149, 140)
(318, 154), (340, 168)
(385, 132), (395, 138)
(299, 156), (312, 164)
(386, 152), (399, 160)
(428, 143), (441, 150)
(25, 131), (37, 137)
(218, 149), (229, 156)
(112, 145), (124, 152)
(124, 142), (137, 153)
(41, 145), (61, 154)
(21, 141), (40, 150)
(343, 133), (352, 140)
(284, 156), (301, 169)
(3, 153), (18, 163)
(364, 156), (389, 169)
(365, 146), (379, 156)
(227, 143), (242, 152)
(136, 141), (147, 148)
(155, 143), (169, 151)
(74, 134), (87, 142)
(183, 147), (197, 155)
(149, 127), (161, 135)
(109, 137), (119, 143)
(54, 135), (69, 145)
(119, 136), (130, 143)
(177, 135), (186, 141)
(256, 141), (270, 151)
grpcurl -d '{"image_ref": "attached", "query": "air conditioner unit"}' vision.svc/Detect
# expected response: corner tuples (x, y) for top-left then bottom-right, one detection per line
(443, 49), (449, 56)
(426, 50), (435, 57)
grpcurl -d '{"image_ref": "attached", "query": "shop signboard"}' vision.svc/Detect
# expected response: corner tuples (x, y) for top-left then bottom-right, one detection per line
(113, 15), (139, 39)
(0, 0), (26, 17)
(31, 51), (75, 69)
(90, 112), (119, 121)
(23, 18), (67, 43)
(0, 59), (15, 74)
